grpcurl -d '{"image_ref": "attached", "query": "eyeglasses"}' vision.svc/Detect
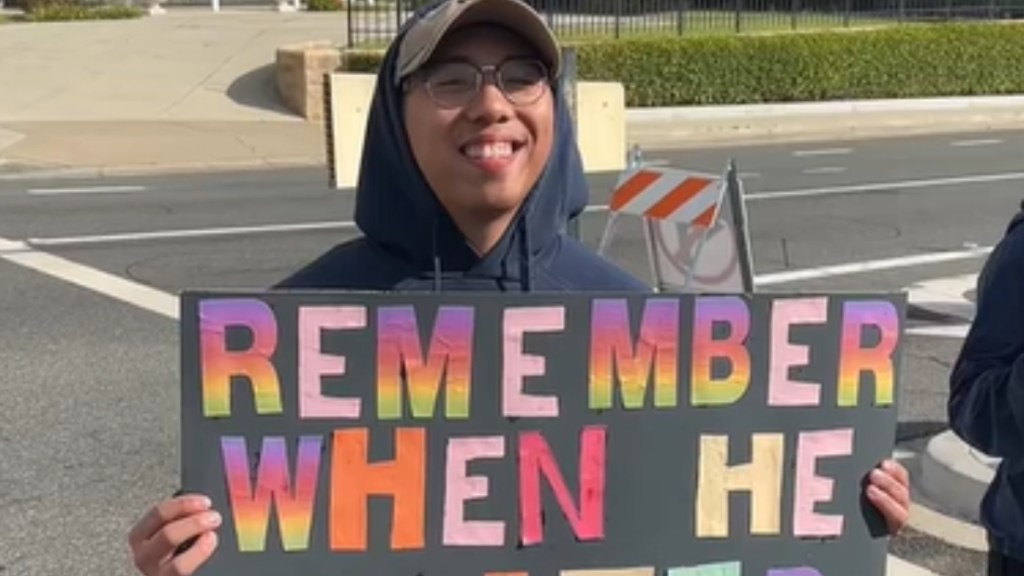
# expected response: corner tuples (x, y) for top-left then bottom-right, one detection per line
(414, 58), (550, 109)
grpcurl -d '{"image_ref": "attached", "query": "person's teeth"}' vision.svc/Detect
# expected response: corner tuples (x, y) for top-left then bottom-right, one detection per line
(464, 142), (514, 159)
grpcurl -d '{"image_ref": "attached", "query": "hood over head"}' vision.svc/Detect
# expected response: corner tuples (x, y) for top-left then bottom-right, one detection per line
(352, 0), (589, 291)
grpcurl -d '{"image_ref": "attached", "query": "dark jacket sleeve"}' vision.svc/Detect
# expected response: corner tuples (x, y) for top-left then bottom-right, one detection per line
(948, 223), (1024, 459)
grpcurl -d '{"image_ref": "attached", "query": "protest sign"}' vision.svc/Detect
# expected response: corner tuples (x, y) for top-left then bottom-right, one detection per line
(180, 290), (905, 576)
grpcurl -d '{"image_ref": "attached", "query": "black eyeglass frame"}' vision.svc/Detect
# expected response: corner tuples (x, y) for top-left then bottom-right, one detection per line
(403, 57), (552, 109)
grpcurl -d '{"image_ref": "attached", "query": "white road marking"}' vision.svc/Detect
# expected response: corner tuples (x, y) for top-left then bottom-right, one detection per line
(27, 221), (357, 247)
(951, 138), (1002, 147)
(755, 245), (993, 286)
(27, 185), (147, 195)
(0, 236), (177, 319)
(906, 324), (970, 338)
(749, 171), (1024, 201)
(793, 147), (853, 157)
(802, 166), (847, 175)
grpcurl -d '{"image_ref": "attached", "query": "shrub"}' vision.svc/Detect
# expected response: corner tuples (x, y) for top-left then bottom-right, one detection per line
(574, 23), (1024, 106)
(307, 0), (343, 11)
(339, 22), (1024, 107)
(22, 0), (143, 21)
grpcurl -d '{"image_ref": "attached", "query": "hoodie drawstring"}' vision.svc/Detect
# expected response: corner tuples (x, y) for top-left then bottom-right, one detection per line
(430, 215), (442, 293)
(517, 215), (533, 292)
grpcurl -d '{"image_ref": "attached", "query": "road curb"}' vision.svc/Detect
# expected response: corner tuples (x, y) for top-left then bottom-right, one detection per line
(625, 96), (1024, 149)
(626, 95), (1024, 122)
(918, 430), (998, 525)
(905, 273), (979, 324)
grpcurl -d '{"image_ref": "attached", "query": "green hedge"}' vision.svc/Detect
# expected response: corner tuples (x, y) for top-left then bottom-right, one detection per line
(340, 23), (1024, 107)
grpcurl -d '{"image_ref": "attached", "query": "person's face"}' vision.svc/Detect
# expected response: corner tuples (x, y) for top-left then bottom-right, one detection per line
(403, 24), (555, 228)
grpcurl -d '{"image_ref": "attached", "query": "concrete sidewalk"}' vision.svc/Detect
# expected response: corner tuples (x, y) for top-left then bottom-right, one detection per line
(0, 9), (341, 176)
(0, 9), (345, 122)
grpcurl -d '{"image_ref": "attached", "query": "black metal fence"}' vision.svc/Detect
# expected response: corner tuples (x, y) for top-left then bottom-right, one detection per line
(344, 0), (1024, 47)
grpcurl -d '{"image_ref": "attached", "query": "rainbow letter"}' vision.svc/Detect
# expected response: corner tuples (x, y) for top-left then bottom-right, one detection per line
(691, 296), (751, 406)
(377, 306), (474, 420)
(837, 300), (899, 407)
(589, 298), (679, 410)
(221, 435), (321, 552)
(200, 298), (281, 417)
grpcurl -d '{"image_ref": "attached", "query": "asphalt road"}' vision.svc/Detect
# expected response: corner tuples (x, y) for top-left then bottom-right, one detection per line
(3, 128), (1022, 576)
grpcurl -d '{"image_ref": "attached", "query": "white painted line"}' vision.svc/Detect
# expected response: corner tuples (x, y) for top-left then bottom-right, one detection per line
(755, 245), (993, 286)
(0, 236), (177, 319)
(951, 138), (1002, 147)
(887, 555), (941, 576)
(802, 166), (847, 175)
(27, 185), (147, 195)
(793, 147), (853, 157)
(907, 497), (988, 553)
(27, 221), (357, 247)
(906, 324), (970, 338)
(748, 170), (1024, 201)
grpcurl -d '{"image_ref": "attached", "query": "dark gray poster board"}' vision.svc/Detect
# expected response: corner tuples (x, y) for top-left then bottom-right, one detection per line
(180, 290), (906, 576)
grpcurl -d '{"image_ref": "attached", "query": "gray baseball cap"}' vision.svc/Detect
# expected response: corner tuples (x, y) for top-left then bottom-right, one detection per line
(394, 0), (562, 85)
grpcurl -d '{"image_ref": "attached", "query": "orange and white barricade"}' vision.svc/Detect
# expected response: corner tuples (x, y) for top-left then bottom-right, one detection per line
(597, 151), (755, 294)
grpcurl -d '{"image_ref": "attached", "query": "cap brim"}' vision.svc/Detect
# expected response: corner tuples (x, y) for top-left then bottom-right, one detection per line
(395, 0), (562, 85)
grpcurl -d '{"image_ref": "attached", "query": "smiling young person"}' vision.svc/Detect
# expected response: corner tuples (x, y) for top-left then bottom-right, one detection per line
(126, 0), (912, 573)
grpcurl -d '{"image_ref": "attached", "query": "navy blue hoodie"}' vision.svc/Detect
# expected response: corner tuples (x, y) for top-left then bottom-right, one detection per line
(949, 204), (1024, 560)
(277, 13), (648, 294)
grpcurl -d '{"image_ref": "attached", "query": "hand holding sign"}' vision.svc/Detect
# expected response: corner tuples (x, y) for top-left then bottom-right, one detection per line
(866, 460), (911, 535)
(128, 494), (220, 576)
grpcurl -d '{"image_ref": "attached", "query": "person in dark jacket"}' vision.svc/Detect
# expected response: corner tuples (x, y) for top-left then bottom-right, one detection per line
(126, 0), (911, 573)
(278, 1), (649, 294)
(949, 206), (1024, 575)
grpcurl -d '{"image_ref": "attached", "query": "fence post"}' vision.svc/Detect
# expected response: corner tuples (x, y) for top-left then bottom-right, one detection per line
(614, 0), (622, 38)
(726, 159), (756, 293)
(561, 47), (583, 241)
(345, 0), (354, 47)
(734, 0), (742, 33)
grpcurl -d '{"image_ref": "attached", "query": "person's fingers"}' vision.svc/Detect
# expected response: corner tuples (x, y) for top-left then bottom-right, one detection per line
(867, 483), (909, 534)
(871, 467), (911, 508)
(134, 510), (222, 574)
(130, 495), (211, 549)
(159, 531), (219, 576)
(882, 459), (911, 489)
